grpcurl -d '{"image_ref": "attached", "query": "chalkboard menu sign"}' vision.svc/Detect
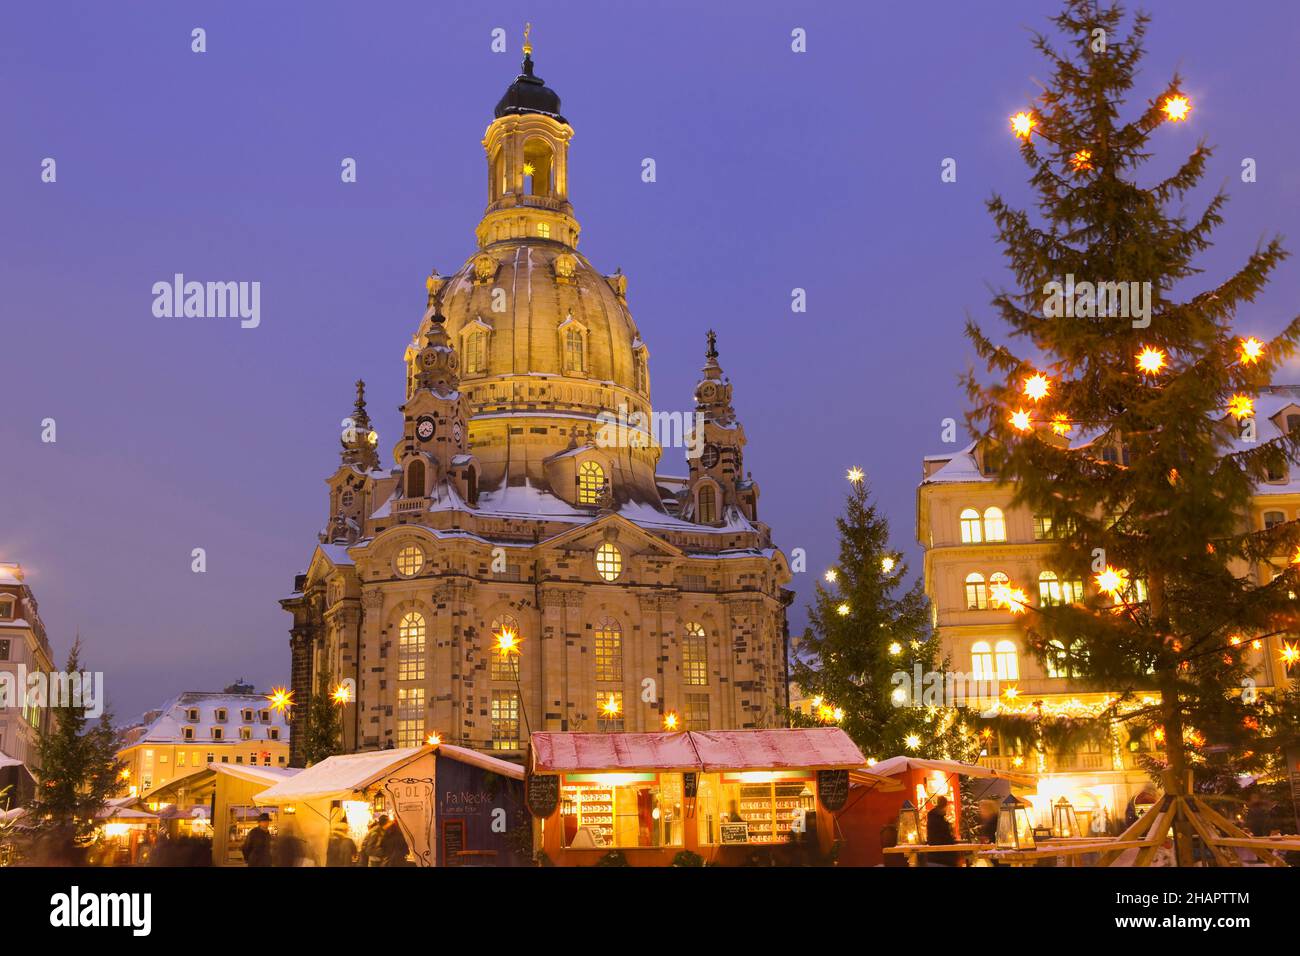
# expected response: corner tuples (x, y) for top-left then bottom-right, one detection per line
(526, 773), (560, 818)
(683, 772), (698, 798)
(719, 822), (750, 844)
(816, 770), (850, 812)
(442, 819), (465, 866)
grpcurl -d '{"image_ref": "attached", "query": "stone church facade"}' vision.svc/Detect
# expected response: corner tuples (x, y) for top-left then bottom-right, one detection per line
(282, 44), (791, 765)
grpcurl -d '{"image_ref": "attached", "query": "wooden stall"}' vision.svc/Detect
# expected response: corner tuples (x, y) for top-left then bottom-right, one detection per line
(528, 728), (873, 866)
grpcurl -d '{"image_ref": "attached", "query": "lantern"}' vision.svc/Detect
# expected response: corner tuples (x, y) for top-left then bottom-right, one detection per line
(995, 794), (1036, 850)
(1052, 796), (1080, 838)
(897, 800), (922, 845)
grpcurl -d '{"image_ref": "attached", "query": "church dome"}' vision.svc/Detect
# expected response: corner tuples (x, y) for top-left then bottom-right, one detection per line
(494, 53), (566, 124)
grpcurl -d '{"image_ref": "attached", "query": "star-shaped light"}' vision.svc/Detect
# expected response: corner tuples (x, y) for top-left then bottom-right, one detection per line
(1023, 373), (1051, 402)
(1010, 408), (1032, 432)
(1050, 413), (1072, 436)
(1011, 755), (1025, 768)
(1161, 95), (1191, 122)
(331, 684), (352, 705)
(267, 687), (294, 713)
(601, 697), (622, 717)
(1095, 565), (1129, 597)
(1282, 641), (1300, 667)
(495, 627), (519, 654)
(1069, 149), (1093, 171)
(1227, 394), (1254, 419)
(1010, 111), (1036, 139)
(824, 569), (838, 583)
(836, 603), (851, 617)
(832, 707), (844, 722)
(904, 734), (921, 751)
(891, 687), (907, 704)
(881, 556), (896, 574)
(1136, 347), (1166, 374)
(426, 731), (442, 746)
(1003, 685), (1020, 700)
(847, 466), (865, 484)
(662, 712), (679, 731)
(989, 583), (1029, 614)
(1240, 337), (1265, 364)
(888, 641), (902, 656)
(522, 162), (536, 176)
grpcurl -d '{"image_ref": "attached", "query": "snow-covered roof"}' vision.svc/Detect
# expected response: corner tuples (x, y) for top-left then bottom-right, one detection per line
(921, 442), (991, 485)
(210, 764), (302, 787)
(0, 563), (23, 585)
(530, 728), (868, 774)
(134, 692), (289, 745)
(865, 755), (1036, 786)
(0, 750), (24, 771)
(257, 748), (427, 803)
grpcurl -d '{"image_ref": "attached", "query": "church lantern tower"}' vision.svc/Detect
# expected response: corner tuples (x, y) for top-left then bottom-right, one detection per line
(686, 331), (760, 525)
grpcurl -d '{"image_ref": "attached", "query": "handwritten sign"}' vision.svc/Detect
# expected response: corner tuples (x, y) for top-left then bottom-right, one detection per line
(526, 774), (560, 818)
(442, 819), (465, 866)
(720, 822), (750, 844)
(816, 770), (849, 812)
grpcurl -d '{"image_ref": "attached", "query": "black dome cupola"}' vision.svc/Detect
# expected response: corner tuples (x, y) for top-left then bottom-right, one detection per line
(494, 25), (566, 123)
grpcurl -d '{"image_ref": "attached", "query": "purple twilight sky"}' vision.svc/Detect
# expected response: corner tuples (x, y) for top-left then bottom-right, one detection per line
(2, 0), (1298, 722)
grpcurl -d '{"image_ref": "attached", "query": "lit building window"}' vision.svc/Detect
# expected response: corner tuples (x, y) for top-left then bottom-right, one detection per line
(578, 460), (605, 505)
(964, 573), (987, 610)
(0, 600), (12, 621)
(983, 507), (1007, 542)
(1039, 571), (1085, 606)
(595, 618), (623, 682)
(565, 327), (585, 372)
(960, 508), (982, 544)
(971, 641), (994, 680)
(682, 623), (708, 686)
(595, 542), (622, 581)
(685, 693), (710, 730)
(397, 687), (424, 748)
(491, 614), (520, 681)
(537, 222), (551, 239)
(398, 611), (426, 681)
(1264, 511), (1285, 530)
(392, 546), (423, 574)
(1046, 639), (1084, 678)
(491, 690), (520, 750)
(994, 640), (1019, 681)
(596, 690), (624, 732)
(466, 330), (487, 374)
(697, 484), (717, 524)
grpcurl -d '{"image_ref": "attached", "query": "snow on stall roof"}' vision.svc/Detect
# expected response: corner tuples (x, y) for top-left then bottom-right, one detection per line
(256, 747), (427, 803)
(530, 728), (867, 773)
(866, 755), (1037, 786)
(0, 750), (24, 771)
(211, 763), (302, 786)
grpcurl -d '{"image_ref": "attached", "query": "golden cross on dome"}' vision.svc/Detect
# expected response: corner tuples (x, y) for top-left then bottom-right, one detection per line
(522, 22), (532, 56)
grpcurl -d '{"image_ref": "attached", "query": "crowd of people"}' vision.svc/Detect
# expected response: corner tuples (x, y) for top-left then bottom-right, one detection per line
(240, 812), (410, 867)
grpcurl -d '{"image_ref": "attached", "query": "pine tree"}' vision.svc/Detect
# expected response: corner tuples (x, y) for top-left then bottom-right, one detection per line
(792, 474), (979, 762)
(300, 671), (343, 766)
(965, 0), (1300, 861)
(29, 641), (125, 841)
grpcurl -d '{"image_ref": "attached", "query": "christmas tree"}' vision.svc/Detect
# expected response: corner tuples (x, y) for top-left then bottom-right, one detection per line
(965, 0), (1300, 862)
(300, 671), (344, 766)
(29, 641), (125, 847)
(792, 471), (979, 763)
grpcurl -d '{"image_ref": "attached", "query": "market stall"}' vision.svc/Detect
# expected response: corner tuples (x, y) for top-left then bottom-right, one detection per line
(93, 799), (158, 865)
(147, 763), (300, 865)
(528, 728), (874, 865)
(254, 743), (525, 866)
(833, 756), (1037, 866)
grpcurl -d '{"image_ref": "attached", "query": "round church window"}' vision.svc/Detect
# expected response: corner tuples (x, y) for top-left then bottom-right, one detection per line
(595, 543), (622, 582)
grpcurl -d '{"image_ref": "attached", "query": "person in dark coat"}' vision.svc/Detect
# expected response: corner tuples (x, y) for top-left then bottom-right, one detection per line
(379, 816), (409, 866)
(327, 824), (358, 867)
(242, 814), (273, 867)
(925, 796), (959, 866)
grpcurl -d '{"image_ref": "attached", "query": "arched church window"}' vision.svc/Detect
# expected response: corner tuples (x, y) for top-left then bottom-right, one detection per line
(594, 618), (623, 681)
(697, 484), (717, 524)
(565, 328), (585, 373)
(522, 138), (554, 197)
(398, 612), (426, 681)
(578, 461), (605, 505)
(682, 623), (708, 686)
(406, 459), (426, 499)
(491, 614), (521, 681)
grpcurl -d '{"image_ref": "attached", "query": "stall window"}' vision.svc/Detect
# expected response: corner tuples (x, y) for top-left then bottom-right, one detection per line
(397, 687), (424, 748)
(492, 690), (520, 750)
(695, 772), (815, 847)
(559, 773), (684, 850)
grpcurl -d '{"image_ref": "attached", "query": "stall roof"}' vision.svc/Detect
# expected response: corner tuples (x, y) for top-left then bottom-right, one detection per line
(531, 728), (870, 774)
(861, 756), (1037, 787)
(255, 744), (521, 805)
(211, 764), (302, 787)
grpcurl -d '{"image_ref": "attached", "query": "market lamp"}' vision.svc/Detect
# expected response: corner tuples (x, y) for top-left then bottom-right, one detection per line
(897, 800), (922, 845)
(996, 794), (1036, 850)
(1051, 796), (1081, 839)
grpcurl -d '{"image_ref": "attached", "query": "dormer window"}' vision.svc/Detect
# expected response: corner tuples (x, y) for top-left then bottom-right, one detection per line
(260, 710), (271, 723)
(214, 708), (228, 723)
(565, 328), (583, 371)
(241, 709), (254, 722)
(1288, 414), (1300, 434)
(239, 727), (253, 741)
(577, 460), (605, 506)
(186, 708), (199, 722)
(183, 727), (194, 741)
(269, 728), (281, 741)
(466, 330), (487, 374)
(211, 727), (224, 741)
(0, 598), (13, 620)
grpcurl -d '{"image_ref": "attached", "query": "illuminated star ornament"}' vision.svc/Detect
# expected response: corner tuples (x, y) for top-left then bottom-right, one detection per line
(1050, 413), (1072, 436)
(331, 684), (352, 705)
(824, 569), (838, 583)
(881, 556), (896, 574)
(426, 731), (442, 746)
(989, 582), (1029, 614)
(267, 687), (294, 713)
(1161, 94), (1191, 121)
(904, 734), (922, 751)
(1227, 394), (1254, 419)
(846, 466), (865, 484)
(1023, 372), (1051, 401)
(1239, 337), (1264, 364)
(1069, 149), (1093, 171)
(836, 602), (851, 617)
(1282, 642), (1300, 668)
(1010, 111), (1036, 139)
(1095, 565), (1129, 598)
(602, 697), (621, 717)
(1010, 408), (1032, 432)
(1136, 347), (1166, 374)
(662, 712), (679, 731)
(495, 626), (519, 654)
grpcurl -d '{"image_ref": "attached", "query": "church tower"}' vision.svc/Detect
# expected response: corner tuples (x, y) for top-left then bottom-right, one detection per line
(685, 331), (760, 525)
